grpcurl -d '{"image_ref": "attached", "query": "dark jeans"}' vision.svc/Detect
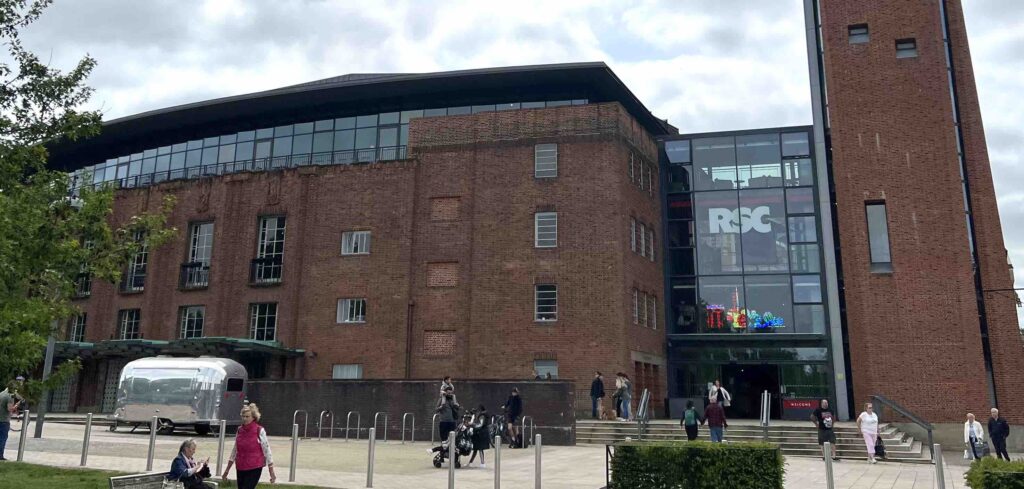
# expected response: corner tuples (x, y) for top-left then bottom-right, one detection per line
(993, 437), (1010, 461)
(236, 467), (262, 489)
(0, 421), (9, 459)
(969, 436), (981, 460)
(439, 421), (456, 443)
(591, 396), (599, 418)
(684, 424), (698, 441)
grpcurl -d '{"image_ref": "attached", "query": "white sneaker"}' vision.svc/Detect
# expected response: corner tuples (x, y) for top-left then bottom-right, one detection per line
(480, 463), (487, 468)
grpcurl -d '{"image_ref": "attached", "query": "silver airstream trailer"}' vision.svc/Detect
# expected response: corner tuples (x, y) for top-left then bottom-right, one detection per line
(110, 356), (247, 435)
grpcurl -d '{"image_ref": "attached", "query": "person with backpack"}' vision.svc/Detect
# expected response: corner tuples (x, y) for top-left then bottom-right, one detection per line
(681, 400), (704, 441)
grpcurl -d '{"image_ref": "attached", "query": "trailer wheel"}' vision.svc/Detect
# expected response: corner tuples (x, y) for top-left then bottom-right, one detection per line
(194, 424), (211, 436)
(157, 419), (175, 435)
(108, 422), (117, 432)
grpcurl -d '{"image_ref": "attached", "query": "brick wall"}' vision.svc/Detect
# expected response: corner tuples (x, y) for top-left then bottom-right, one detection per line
(819, 0), (1024, 422)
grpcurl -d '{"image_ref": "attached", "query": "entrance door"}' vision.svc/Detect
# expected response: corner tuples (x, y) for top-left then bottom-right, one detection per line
(721, 364), (780, 419)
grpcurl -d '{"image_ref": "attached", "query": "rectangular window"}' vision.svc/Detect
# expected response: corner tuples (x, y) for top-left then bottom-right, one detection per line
(332, 364), (364, 379)
(848, 24), (869, 44)
(120, 231), (148, 293)
(534, 212), (557, 248)
(896, 38), (917, 58)
(649, 295), (657, 330)
(184, 222), (213, 288)
(534, 360), (558, 379)
(535, 284), (557, 322)
(69, 313), (86, 342)
(646, 164), (654, 195)
(534, 143), (558, 178)
(638, 162), (646, 190)
(249, 303), (277, 341)
(118, 309), (141, 340)
(179, 306), (205, 339)
(648, 230), (655, 261)
(630, 218), (637, 252)
(628, 152), (635, 183)
(253, 216), (285, 284)
(866, 203), (893, 271)
(337, 298), (367, 323)
(633, 289), (639, 325)
(341, 231), (371, 255)
(639, 223), (647, 257)
(639, 292), (648, 326)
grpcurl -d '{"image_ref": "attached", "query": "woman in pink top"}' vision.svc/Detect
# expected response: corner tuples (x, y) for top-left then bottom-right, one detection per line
(222, 403), (276, 488)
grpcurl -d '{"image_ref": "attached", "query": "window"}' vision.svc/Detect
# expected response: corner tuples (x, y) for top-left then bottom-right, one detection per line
(648, 230), (655, 261)
(646, 164), (654, 195)
(534, 360), (558, 379)
(183, 222), (213, 289)
(633, 289), (639, 325)
(535, 143), (557, 178)
(122, 231), (147, 293)
(866, 203), (893, 272)
(249, 303), (277, 341)
(628, 152), (636, 183)
(253, 216), (285, 284)
(535, 212), (557, 248)
(896, 38), (917, 58)
(626, 219), (634, 253)
(227, 378), (244, 391)
(639, 223), (647, 257)
(848, 24), (869, 44)
(337, 298), (367, 323)
(341, 231), (371, 255)
(639, 292), (648, 327)
(69, 313), (86, 342)
(649, 295), (658, 330)
(535, 284), (557, 322)
(118, 309), (141, 340)
(332, 364), (364, 379)
(178, 306), (205, 339)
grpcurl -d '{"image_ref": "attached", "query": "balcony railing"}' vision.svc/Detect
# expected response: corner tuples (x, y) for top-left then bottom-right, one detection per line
(119, 272), (145, 294)
(73, 273), (92, 299)
(250, 257), (283, 285)
(179, 262), (210, 290)
(77, 146), (409, 192)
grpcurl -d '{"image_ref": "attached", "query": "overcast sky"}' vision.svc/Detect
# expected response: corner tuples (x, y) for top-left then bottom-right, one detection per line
(20, 0), (1023, 323)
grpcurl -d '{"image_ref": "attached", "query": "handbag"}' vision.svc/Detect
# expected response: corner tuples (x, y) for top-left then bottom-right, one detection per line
(161, 480), (184, 489)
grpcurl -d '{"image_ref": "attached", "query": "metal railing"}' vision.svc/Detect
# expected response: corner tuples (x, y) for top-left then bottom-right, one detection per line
(318, 410), (334, 440)
(521, 416), (535, 447)
(119, 270), (145, 294)
(870, 394), (935, 462)
(345, 411), (361, 442)
(179, 262), (210, 289)
(634, 389), (652, 440)
(373, 412), (389, 442)
(75, 146), (410, 192)
(401, 413), (415, 444)
(292, 410), (309, 439)
(250, 257), (283, 285)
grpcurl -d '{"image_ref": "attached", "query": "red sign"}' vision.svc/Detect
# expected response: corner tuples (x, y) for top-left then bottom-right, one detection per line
(784, 399), (816, 409)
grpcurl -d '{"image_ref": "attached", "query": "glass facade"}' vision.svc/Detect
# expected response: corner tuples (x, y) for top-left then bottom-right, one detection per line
(69, 99), (588, 191)
(661, 128), (834, 418)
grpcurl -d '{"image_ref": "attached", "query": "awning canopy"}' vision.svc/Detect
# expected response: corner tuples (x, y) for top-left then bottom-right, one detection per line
(55, 337), (304, 359)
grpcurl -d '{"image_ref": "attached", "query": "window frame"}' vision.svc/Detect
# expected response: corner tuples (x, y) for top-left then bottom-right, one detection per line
(848, 24), (869, 44)
(534, 284), (558, 322)
(534, 143), (558, 178)
(178, 305), (206, 339)
(865, 202), (894, 272)
(534, 212), (558, 248)
(341, 230), (372, 255)
(337, 298), (368, 323)
(896, 38), (918, 58)
(248, 302), (278, 341)
(118, 309), (141, 340)
(332, 364), (364, 379)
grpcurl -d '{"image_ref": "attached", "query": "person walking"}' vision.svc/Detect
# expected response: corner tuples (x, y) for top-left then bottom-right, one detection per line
(857, 402), (880, 463)
(708, 379), (732, 409)
(964, 413), (985, 461)
(988, 408), (1011, 461)
(812, 399), (840, 462)
(703, 399), (728, 442)
(503, 387), (523, 448)
(468, 405), (490, 467)
(612, 374), (624, 420)
(681, 400), (704, 441)
(169, 439), (215, 489)
(436, 386), (460, 443)
(0, 380), (21, 461)
(222, 403), (276, 489)
(620, 374), (633, 421)
(590, 372), (605, 420)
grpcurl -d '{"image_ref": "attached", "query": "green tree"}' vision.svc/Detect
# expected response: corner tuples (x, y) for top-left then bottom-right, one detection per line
(0, 0), (175, 401)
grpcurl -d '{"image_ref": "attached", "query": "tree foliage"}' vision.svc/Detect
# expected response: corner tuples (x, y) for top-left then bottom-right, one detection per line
(0, 0), (175, 400)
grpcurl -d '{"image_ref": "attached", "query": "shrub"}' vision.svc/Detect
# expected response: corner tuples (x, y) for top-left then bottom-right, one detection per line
(609, 441), (784, 489)
(964, 457), (1024, 488)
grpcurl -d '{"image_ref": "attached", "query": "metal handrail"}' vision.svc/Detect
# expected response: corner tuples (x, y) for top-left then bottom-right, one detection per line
(635, 389), (651, 439)
(431, 413), (440, 444)
(318, 410), (334, 440)
(401, 413), (415, 444)
(521, 416), (535, 446)
(345, 411), (361, 442)
(373, 412), (389, 443)
(292, 410), (309, 439)
(870, 394), (935, 462)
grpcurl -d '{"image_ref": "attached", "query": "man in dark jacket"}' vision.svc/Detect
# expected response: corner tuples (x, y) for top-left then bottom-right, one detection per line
(989, 408), (1011, 461)
(436, 387), (460, 443)
(590, 372), (605, 419)
(703, 399), (728, 443)
(503, 388), (523, 448)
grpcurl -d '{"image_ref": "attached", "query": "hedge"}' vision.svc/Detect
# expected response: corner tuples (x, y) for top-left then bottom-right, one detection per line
(609, 441), (784, 489)
(964, 457), (1024, 489)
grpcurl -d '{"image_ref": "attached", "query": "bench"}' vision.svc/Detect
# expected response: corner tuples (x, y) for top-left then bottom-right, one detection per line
(109, 472), (219, 489)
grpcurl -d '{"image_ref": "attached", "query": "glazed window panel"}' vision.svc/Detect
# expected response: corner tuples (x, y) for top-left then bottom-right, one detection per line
(789, 244), (821, 273)
(535, 284), (557, 322)
(739, 188), (789, 273)
(534, 143), (558, 178)
(736, 133), (782, 189)
(695, 191), (742, 275)
(783, 159), (814, 187)
(742, 275), (792, 331)
(337, 299), (367, 323)
(792, 275), (823, 303)
(249, 303), (277, 341)
(118, 309), (141, 340)
(332, 364), (363, 379)
(341, 231), (371, 255)
(534, 212), (557, 248)
(785, 187), (816, 214)
(692, 136), (737, 191)
(698, 276), (745, 332)
(179, 306), (205, 339)
(781, 133), (810, 157)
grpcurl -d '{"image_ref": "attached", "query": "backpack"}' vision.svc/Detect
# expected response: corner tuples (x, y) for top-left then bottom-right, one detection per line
(683, 409), (696, 426)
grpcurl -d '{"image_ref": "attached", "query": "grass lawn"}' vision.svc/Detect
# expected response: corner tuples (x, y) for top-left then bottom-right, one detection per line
(0, 462), (330, 488)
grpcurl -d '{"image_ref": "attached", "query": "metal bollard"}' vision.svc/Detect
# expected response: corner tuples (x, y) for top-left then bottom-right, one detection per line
(216, 420), (226, 475)
(146, 416), (157, 471)
(934, 444), (946, 489)
(80, 413), (93, 466)
(534, 433), (542, 489)
(17, 409), (30, 462)
(367, 427), (376, 488)
(289, 423), (299, 482)
(823, 442), (835, 489)
(494, 434), (501, 489)
(448, 431), (456, 489)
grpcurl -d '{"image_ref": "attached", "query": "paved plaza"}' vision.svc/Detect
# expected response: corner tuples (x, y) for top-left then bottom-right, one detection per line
(3, 422), (977, 488)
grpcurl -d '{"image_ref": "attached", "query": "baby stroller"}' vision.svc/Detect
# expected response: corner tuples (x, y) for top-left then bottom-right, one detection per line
(432, 416), (474, 468)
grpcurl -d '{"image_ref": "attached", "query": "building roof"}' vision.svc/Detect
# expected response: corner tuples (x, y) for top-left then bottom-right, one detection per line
(48, 62), (674, 170)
